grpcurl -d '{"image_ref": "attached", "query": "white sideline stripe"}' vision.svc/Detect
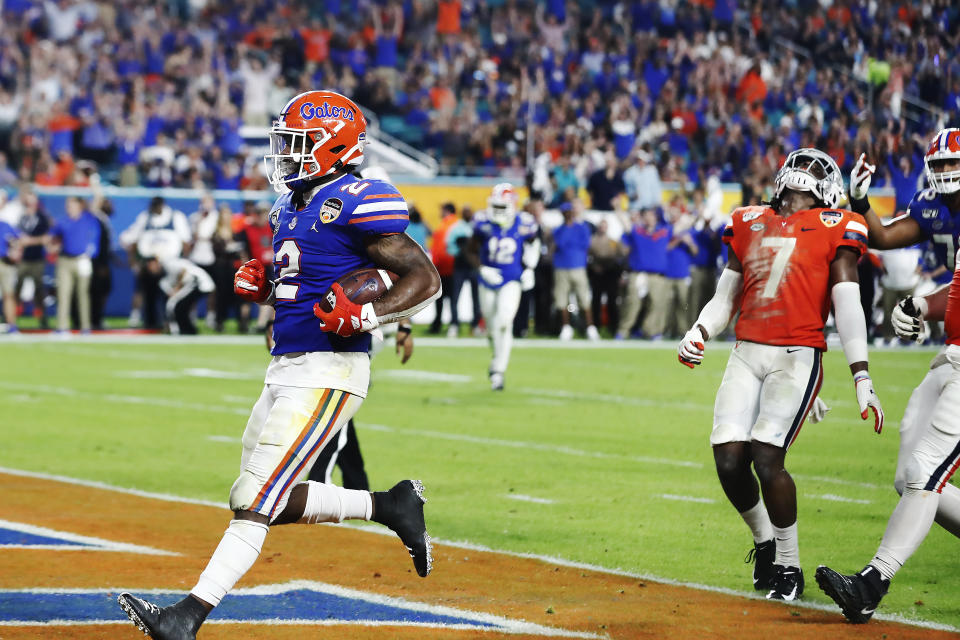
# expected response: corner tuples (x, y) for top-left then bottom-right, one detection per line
(0, 519), (178, 556)
(505, 494), (556, 505)
(0, 381), (250, 416)
(361, 423), (703, 469)
(0, 467), (955, 634)
(207, 435), (241, 444)
(517, 386), (705, 411)
(793, 474), (883, 491)
(374, 369), (473, 384)
(658, 494), (716, 504)
(121, 368), (260, 380)
(807, 493), (872, 505)
(2, 581), (601, 638)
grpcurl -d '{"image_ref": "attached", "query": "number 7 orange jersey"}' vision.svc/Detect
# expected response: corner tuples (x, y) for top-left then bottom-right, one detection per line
(722, 205), (868, 350)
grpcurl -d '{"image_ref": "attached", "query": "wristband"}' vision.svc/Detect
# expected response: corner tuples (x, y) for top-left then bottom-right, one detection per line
(848, 195), (870, 215)
(853, 370), (870, 383)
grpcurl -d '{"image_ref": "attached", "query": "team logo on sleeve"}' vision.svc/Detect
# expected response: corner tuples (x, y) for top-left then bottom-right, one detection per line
(750, 222), (764, 231)
(819, 210), (843, 227)
(742, 210), (763, 222)
(319, 198), (343, 224)
(269, 209), (281, 231)
(288, 216), (298, 230)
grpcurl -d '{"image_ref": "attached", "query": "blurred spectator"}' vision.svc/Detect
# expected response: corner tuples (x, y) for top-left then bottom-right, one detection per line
(517, 196), (554, 337)
(0, 217), (20, 332)
(687, 189), (720, 319)
(88, 186), (114, 331)
(587, 218), (623, 335)
(120, 196), (191, 329)
(405, 205), (431, 251)
(617, 208), (670, 340)
(878, 246), (923, 345)
(586, 148), (625, 212)
(429, 202), (458, 335)
(189, 193), (220, 326)
(14, 190), (51, 328)
(211, 203), (242, 332)
(623, 149), (662, 212)
(552, 199), (597, 341)
(234, 201), (274, 333)
(663, 196), (698, 337)
(50, 196), (100, 333)
(447, 204), (481, 336)
(158, 257), (216, 335)
(0, 153), (17, 187)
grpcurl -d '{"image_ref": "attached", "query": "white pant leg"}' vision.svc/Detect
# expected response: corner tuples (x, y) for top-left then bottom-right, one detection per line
(904, 349), (960, 493)
(712, 342), (765, 445)
(753, 346), (822, 449)
(230, 385), (363, 519)
(480, 280), (521, 375)
(895, 363), (950, 494)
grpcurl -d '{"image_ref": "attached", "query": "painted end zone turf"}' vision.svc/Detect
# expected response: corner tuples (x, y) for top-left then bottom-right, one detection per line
(1, 469), (956, 640)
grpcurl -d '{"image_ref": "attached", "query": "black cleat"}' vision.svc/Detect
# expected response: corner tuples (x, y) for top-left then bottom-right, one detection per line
(815, 564), (889, 624)
(745, 539), (776, 591)
(117, 593), (207, 639)
(766, 564), (804, 601)
(372, 479), (433, 577)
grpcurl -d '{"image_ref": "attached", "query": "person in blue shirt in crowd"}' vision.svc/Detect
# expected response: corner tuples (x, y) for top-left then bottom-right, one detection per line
(0, 216), (20, 332)
(553, 198), (598, 341)
(662, 197), (699, 338)
(404, 205), (431, 252)
(686, 187), (721, 320)
(50, 196), (100, 333)
(447, 204), (482, 336)
(616, 207), (671, 340)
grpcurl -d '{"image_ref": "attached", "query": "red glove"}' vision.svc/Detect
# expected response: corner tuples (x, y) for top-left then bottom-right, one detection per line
(313, 283), (379, 337)
(234, 259), (272, 303)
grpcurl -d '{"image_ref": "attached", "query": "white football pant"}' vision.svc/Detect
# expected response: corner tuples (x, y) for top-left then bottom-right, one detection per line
(479, 280), (522, 376)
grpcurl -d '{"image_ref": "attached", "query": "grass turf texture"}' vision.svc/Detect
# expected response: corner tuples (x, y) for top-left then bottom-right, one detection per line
(1, 339), (956, 626)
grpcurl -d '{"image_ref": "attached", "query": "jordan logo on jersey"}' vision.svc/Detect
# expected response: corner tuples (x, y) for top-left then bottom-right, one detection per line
(319, 198), (343, 224)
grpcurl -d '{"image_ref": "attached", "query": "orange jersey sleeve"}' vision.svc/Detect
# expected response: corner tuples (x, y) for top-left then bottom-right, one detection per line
(729, 207), (867, 349)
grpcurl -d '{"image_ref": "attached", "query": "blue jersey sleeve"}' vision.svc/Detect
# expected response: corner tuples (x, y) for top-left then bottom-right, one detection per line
(345, 180), (409, 235)
(906, 189), (938, 238)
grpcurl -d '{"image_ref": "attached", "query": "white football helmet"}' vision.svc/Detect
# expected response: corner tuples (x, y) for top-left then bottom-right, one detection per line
(924, 128), (960, 195)
(774, 148), (845, 209)
(488, 183), (518, 228)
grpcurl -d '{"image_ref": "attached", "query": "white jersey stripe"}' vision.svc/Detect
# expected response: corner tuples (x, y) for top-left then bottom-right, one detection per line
(846, 220), (868, 235)
(353, 202), (408, 215)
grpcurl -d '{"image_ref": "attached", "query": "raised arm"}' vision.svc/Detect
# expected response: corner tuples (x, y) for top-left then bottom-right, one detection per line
(849, 152), (924, 250)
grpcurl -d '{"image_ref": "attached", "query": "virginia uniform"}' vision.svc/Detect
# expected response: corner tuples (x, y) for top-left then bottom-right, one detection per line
(713, 205), (868, 448)
(234, 172), (409, 520)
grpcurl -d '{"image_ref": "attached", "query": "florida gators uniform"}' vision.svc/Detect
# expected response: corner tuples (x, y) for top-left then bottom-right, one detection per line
(711, 205), (868, 448)
(232, 173), (409, 520)
(894, 187), (960, 500)
(472, 211), (538, 376)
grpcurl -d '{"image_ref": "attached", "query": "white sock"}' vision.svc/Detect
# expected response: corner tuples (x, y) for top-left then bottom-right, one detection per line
(934, 483), (960, 539)
(739, 500), (774, 544)
(191, 519), (268, 607)
(297, 480), (372, 524)
(871, 487), (939, 581)
(772, 522), (799, 567)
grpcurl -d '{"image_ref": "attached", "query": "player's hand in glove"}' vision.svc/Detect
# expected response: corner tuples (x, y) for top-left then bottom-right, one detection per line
(854, 371), (884, 434)
(234, 259), (273, 304)
(850, 153), (876, 201)
(678, 326), (706, 368)
(891, 295), (928, 342)
(313, 283), (379, 337)
(808, 396), (830, 424)
(479, 265), (503, 287)
(520, 268), (535, 291)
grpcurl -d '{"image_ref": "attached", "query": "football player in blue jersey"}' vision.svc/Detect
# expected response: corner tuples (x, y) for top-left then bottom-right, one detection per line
(467, 184), (540, 390)
(118, 91), (441, 640)
(816, 128), (960, 621)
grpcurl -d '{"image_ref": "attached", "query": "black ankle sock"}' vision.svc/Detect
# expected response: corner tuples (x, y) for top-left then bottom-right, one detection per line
(370, 491), (390, 525)
(178, 595), (210, 624)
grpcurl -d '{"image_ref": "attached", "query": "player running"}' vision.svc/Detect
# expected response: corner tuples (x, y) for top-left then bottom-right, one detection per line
(815, 128), (960, 622)
(117, 90), (441, 640)
(677, 148), (884, 601)
(466, 184), (540, 390)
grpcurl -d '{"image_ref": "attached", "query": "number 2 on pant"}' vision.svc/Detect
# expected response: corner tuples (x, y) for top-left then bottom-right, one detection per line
(760, 237), (796, 298)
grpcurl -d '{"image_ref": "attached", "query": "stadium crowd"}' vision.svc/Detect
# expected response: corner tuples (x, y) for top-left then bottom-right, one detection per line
(0, 0), (955, 198)
(0, 0), (956, 342)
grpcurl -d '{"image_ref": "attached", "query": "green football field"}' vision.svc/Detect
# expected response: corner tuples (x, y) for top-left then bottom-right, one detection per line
(2, 336), (957, 627)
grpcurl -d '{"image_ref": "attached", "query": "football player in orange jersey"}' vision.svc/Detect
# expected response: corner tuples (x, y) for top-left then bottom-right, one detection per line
(677, 148), (884, 602)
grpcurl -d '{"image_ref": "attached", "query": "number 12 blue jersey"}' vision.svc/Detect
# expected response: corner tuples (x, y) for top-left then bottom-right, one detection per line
(269, 173), (409, 355)
(472, 211), (538, 288)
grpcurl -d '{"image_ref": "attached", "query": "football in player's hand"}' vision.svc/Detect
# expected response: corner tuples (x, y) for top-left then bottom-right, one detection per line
(316, 268), (399, 313)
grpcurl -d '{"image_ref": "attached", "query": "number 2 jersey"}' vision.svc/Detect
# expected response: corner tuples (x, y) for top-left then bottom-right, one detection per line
(269, 173), (409, 357)
(472, 211), (538, 288)
(722, 205), (868, 350)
